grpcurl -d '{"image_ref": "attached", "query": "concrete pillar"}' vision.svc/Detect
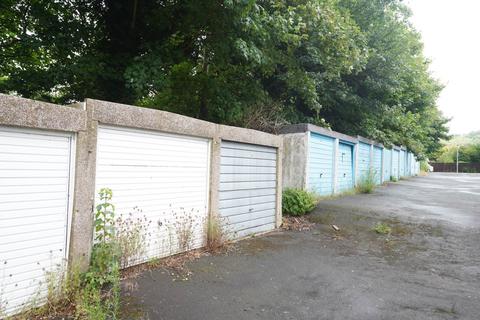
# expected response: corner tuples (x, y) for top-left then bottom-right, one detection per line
(380, 148), (384, 183)
(275, 146), (283, 228)
(332, 138), (340, 194)
(353, 143), (359, 187)
(69, 101), (98, 271)
(370, 144), (374, 169)
(208, 132), (221, 228)
(304, 132), (310, 190)
(281, 133), (309, 190)
(390, 150), (393, 181)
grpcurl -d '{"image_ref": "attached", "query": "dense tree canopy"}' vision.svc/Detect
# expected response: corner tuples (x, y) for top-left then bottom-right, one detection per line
(0, 0), (449, 158)
(436, 131), (480, 163)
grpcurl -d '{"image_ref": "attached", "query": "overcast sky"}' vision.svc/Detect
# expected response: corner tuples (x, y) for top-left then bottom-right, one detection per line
(406, 0), (480, 135)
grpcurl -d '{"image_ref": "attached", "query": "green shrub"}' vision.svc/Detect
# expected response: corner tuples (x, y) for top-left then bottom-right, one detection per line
(420, 160), (429, 172)
(282, 188), (318, 216)
(390, 175), (398, 182)
(356, 169), (376, 194)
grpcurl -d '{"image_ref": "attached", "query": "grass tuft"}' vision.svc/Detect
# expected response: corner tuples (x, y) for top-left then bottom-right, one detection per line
(373, 222), (392, 235)
(356, 169), (377, 194)
(206, 213), (228, 253)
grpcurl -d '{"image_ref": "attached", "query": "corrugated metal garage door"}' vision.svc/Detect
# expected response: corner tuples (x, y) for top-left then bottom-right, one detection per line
(383, 149), (392, 182)
(373, 147), (383, 185)
(392, 150), (400, 179)
(411, 154), (416, 176)
(336, 142), (354, 193)
(408, 153), (414, 176)
(404, 152), (408, 176)
(95, 126), (210, 265)
(308, 133), (334, 196)
(0, 127), (74, 315)
(219, 141), (277, 239)
(358, 142), (371, 181)
(399, 150), (406, 177)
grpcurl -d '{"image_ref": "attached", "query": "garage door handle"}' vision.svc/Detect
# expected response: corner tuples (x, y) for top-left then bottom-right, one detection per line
(249, 208), (254, 212)
(343, 173), (346, 177)
(319, 173), (323, 178)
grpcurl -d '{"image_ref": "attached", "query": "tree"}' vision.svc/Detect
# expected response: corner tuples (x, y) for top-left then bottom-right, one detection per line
(0, 0), (449, 158)
(323, 0), (449, 158)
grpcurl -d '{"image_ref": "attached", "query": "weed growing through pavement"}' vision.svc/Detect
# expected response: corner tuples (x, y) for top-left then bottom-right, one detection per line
(13, 188), (124, 320)
(356, 168), (377, 193)
(8, 254), (99, 320)
(76, 187), (121, 319)
(174, 208), (198, 252)
(4, 192), (226, 318)
(206, 213), (228, 253)
(114, 207), (151, 269)
(373, 222), (392, 235)
(156, 206), (203, 256)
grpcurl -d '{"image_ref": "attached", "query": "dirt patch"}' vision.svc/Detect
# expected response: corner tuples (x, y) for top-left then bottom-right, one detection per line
(120, 249), (206, 282)
(282, 216), (314, 231)
(307, 212), (335, 225)
(237, 236), (287, 255)
(120, 295), (148, 320)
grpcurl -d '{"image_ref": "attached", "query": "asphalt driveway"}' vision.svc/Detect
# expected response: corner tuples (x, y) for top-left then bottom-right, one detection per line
(125, 173), (480, 320)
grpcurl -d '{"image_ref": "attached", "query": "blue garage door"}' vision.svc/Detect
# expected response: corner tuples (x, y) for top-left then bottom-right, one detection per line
(308, 133), (334, 196)
(336, 142), (354, 193)
(405, 151), (409, 176)
(405, 152), (409, 176)
(411, 153), (417, 176)
(373, 147), (383, 185)
(404, 152), (409, 176)
(399, 150), (406, 177)
(383, 149), (391, 183)
(409, 153), (414, 176)
(392, 150), (400, 179)
(358, 142), (371, 182)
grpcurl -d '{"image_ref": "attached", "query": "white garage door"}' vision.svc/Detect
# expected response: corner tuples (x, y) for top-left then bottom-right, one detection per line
(95, 126), (210, 266)
(0, 127), (74, 315)
(219, 141), (277, 239)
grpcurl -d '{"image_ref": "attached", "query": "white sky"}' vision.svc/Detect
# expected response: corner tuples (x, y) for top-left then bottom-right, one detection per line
(406, 0), (480, 135)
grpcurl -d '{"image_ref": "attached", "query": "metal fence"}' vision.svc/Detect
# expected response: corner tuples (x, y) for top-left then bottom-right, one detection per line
(432, 163), (480, 173)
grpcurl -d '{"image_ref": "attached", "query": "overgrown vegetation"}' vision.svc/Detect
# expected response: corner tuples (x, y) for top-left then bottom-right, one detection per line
(5, 190), (227, 319)
(356, 169), (376, 194)
(390, 175), (398, 182)
(173, 209), (197, 253)
(8, 189), (121, 320)
(420, 160), (430, 173)
(11, 263), (81, 319)
(114, 207), (150, 269)
(206, 213), (228, 253)
(282, 188), (318, 216)
(76, 187), (121, 319)
(0, 0), (449, 158)
(373, 223), (392, 235)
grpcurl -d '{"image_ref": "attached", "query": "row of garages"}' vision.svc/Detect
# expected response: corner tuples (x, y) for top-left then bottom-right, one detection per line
(0, 95), (419, 315)
(0, 96), (282, 315)
(281, 124), (420, 196)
